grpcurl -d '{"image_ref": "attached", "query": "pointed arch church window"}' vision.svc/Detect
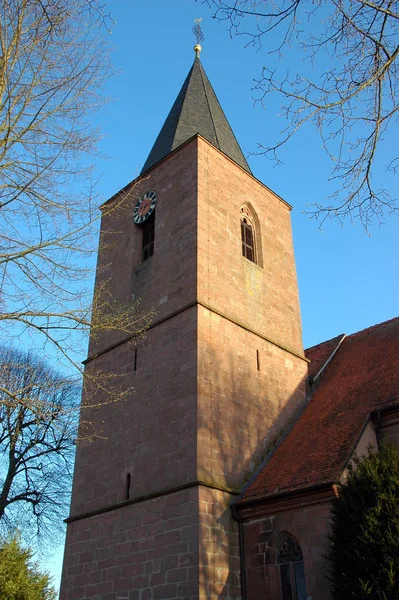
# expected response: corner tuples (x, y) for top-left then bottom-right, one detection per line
(278, 536), (306, 600)
(240, 206), (257, 264)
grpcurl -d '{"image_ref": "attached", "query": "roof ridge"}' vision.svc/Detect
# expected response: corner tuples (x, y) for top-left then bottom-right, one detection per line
(309, 333), (346, 387)
(305, 316), (399, 353)
(197, 60), (220, 150)
(347, 315), (399, 339)
(305, 333), (345, 354)
(170, 60), (194, 150)
(199, 61), (251, 174)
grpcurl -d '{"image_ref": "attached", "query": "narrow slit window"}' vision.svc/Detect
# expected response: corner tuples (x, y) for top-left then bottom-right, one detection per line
(125, 473), (131, 500)
(256, 349), (260, 371)
(142, 214), (155, 261)
(133, 348), (138, 372)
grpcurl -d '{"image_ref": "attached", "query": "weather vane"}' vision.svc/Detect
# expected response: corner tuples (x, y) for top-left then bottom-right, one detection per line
(193, 18), (204, 57)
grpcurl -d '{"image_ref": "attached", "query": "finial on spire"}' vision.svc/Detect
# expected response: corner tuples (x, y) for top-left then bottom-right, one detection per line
(193, 18), (204, 58)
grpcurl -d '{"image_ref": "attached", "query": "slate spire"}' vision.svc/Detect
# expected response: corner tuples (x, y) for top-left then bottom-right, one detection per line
(140, 55), (251, 175)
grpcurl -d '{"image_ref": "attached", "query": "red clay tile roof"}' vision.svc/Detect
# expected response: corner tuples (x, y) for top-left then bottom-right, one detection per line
(305, 334), (345, 382)
(238, 317), (399, 502)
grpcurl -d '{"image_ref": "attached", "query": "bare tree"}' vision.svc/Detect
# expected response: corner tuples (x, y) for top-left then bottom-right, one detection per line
(203, 0), (399, 229)
(0, 1), (153, 383)
(0, 345), (79, 543)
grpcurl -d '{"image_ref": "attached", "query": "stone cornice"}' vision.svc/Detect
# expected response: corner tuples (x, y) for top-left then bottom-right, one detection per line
(84, 300), (308, 365)
(233, 482), (335, 521)
(65, 478), (239, 524)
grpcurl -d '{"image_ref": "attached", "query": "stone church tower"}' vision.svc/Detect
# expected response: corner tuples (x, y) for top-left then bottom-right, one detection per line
(60, 49), (308, 600)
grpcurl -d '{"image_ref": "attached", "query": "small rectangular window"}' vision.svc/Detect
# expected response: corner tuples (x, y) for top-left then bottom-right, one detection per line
(142, 215), (155, 261)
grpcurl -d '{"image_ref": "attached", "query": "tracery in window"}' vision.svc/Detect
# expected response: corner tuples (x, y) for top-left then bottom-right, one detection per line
(240, 206), (257, 264)
(278, 536), (306, 600)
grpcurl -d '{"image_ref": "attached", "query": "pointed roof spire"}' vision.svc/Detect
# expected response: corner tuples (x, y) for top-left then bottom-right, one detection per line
(140, 51), (251, 175)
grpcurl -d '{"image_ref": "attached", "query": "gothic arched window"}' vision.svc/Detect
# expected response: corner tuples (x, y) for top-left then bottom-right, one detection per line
(278, 536), (307, 600)
(240, 206), (257, 264)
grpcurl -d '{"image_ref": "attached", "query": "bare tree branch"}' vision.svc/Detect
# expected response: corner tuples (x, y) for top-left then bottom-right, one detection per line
(0, 2), (155, 545)
(203, 0), (399, 228)
(0, 346), (78, 544)
(0, 0), (154, 367)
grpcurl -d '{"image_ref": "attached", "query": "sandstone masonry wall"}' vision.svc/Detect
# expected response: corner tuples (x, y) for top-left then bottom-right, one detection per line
(60, 488), (200, 600)
(242, 504), (331, 600)
(89, 141), (198, 357)
(197, 137), (304, 358)
(62, 137), (308, 600)
(71, 308), (197, 517)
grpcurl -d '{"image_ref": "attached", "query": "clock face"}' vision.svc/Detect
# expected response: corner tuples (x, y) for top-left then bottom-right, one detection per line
(133, 190), (157, 224)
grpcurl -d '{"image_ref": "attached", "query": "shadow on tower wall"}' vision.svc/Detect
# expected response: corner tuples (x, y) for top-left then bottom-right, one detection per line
(196, 334), (308, 600)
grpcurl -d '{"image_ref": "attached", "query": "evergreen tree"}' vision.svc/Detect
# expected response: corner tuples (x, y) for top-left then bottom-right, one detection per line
(0, 536), (56, 600)
(327, 443), (399, 599)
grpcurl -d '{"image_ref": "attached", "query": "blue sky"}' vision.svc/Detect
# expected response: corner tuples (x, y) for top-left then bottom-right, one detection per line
(95, 1), (397, 349)
(46, 0), (398, 590)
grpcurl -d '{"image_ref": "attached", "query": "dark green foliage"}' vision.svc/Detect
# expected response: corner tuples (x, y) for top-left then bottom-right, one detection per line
(326, 443), (399, 599)
(0, 536), (56, 600)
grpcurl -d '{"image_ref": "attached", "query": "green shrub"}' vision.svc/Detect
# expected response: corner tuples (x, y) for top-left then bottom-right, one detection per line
(326, 442), (399, 599)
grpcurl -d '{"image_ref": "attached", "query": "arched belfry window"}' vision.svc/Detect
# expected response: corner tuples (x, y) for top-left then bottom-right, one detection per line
(240, 206), (257, 264)
(278, 536), (306, 600)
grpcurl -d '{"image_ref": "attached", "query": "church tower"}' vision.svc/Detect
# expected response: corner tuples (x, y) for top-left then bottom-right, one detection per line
(60, 48), (308, 600)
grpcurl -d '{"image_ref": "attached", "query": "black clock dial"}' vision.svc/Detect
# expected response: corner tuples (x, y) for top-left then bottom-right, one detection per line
(133, 190), (157, 224)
